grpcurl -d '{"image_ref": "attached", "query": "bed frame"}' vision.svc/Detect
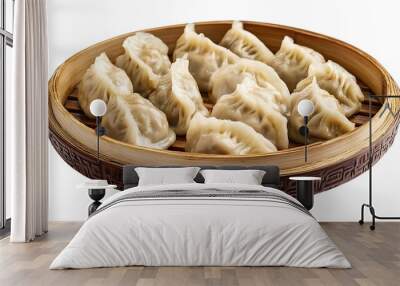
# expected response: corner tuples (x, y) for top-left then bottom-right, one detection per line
(122, 165), (281, 190)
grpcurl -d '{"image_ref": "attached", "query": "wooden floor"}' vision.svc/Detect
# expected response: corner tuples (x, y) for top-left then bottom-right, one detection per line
(0, 222), (399, 286)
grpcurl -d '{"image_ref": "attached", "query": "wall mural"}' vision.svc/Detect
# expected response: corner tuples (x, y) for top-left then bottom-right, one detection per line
(48, 21), (400, 195)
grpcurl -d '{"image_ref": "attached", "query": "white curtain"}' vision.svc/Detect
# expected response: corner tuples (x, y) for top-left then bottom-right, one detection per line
(9, 0), (48, 242)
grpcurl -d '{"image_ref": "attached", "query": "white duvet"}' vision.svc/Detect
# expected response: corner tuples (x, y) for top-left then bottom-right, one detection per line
(50, 183), (350, 269)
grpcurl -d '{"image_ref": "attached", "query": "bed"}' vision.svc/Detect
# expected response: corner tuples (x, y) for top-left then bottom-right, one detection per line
(50, 165), (350, 269)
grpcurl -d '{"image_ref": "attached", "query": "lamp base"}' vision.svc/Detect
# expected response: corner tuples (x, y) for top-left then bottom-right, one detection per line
(359, 203), (400, 231)
(88, 188), (105, 216)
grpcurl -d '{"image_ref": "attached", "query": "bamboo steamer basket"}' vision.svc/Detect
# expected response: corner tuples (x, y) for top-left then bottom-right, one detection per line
(49, 21), (400, 195)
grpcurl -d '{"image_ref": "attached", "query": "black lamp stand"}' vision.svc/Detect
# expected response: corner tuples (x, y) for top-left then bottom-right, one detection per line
(299, 116), (309, 162)
(88, 116), (106, 216)
(359, 95), (400, 230)
(95, 116), (106, 162)
(88, 188), (105, 216)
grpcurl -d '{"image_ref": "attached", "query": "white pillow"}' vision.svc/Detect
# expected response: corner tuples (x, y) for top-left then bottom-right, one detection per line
(135, 167), (200, 186)
(200, 169), (266, 185)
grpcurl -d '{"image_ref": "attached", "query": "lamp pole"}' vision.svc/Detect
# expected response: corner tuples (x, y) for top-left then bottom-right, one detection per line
(96, 116), (100, 163)
(90, 99), (107, 164)
(304, 115), (308, 162)
(297, 99), (314, 163)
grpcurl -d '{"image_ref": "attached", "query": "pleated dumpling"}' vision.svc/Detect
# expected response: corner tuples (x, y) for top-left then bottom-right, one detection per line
(296, 60), (364, 117)
(270, 36), (325, 91)
(212, 77), (288, 150)
(173, 23), (240, 92)
(289, 77), (355, 144)
(149, 56), (209, 135)
(102, 94), (176, 149)
(220, 21), (274, 65)
(78, 53), (133, 119)
(186, 113), (277, 155)
(209, 59), (289, 114)
(116, 32), (171, 96)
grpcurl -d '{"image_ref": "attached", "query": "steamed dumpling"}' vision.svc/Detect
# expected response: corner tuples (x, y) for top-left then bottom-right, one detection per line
(173, 23), (240, 92)
(289, 77), (355, 144)
(212, 78), (288, 150)
(186, 113), (277, 155)
(295, 60), (364, 116)
(270, 36), (325, 91)
(78, 53), (133, 119)
(209, 59), (290, 114)
(220, 21), (274, 65)
(102, 94), (176, 149)
(149, 56), (209, 135)
(116, 32), (171, 96)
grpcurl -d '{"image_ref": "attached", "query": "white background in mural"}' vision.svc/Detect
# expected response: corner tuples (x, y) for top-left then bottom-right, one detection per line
(48, 0), (400, 221)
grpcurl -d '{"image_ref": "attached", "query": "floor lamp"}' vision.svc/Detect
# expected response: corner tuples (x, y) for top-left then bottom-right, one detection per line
(87, 99), (107, 215)
(359, 94), (400, 230)
(289, 99), (320, 211)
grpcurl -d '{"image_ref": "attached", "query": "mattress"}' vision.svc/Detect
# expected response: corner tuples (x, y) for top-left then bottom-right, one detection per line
(50, 183), (350, 269)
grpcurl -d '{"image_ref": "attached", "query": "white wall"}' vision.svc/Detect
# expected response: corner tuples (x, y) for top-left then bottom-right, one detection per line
(48, 0), (400, 221)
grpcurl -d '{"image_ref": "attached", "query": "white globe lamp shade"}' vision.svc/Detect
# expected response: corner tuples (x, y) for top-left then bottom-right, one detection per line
(297, 99), (314, 117)
(90, 99), (107, 117)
